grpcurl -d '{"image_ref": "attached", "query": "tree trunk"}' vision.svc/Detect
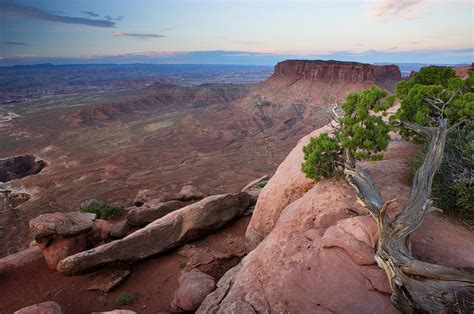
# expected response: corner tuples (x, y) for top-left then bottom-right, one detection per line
(344, 119), (474, 313)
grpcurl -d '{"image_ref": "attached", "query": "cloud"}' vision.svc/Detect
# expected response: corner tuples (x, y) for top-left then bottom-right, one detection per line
(106, 15), (124, 21)
(0, 41), (29, 46)
(1, 2), (116, 28)
(112, 32), (165, 39)
(81, 11), (100, 18)
(370, 0), (425, 18)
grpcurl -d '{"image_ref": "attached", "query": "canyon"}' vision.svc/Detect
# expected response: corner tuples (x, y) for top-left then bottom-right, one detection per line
(0, 60), (400, 258)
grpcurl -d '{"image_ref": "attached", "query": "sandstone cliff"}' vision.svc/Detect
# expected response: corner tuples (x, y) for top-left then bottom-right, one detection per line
(273, 60), (401, 91)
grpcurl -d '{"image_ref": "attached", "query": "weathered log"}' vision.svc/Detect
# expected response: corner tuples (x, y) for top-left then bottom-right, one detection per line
(344, 119), (474, 313)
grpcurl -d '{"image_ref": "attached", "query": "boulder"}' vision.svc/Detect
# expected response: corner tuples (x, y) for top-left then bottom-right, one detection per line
(172, 269), (217, 311)
(29, 212), (101, 269)
(133, 189), (158, 207)
(110, 220), (130, 239)
(15, 301), (63, 314)
(93, 219), (113, 241)
(126, 199), (186, 227)
(57, 192), (250, 276)
(0, 246), (42, 273)
(245, 125), (333, 250)
(177, 185), (206, 201)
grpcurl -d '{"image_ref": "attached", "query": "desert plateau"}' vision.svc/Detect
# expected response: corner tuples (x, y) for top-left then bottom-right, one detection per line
(1, 1), (473, 313)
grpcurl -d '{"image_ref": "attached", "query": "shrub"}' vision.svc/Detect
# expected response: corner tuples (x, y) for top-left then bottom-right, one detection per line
(116, 292), (136, 306)
(77, 200), (123, 219)
(301, 133), (341, 181)
(301, 87), (393, 181)
(409, 121), (473, 227)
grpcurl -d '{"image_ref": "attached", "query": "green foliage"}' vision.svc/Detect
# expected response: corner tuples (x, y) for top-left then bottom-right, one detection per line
(116, 292), (137, 306)
(409, 121), (474, 227)
(301, 132), (341, 181)
(338, 86), (393, 160)
(394, 66), (473, 140)
(77, 200), (123, 219)
(255, 180), (268, 189)
(301, 87), (393, 181)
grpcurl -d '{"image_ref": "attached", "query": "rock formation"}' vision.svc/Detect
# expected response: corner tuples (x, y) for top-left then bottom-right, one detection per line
(197, 127), (474, 313)
(29, 212), (110, 269)
(57, 192), (251, 275)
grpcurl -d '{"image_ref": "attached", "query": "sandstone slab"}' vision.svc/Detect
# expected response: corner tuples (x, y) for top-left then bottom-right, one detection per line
(57, 192), (250, 275)
(87, 269), (130, 292)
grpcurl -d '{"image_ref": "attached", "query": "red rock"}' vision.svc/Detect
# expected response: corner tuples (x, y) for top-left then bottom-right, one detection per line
(28, 212), (111, 269)
(14, 301), (63, 314)
(109, 220), (130, 239)
(337, 216), (378, 248)
(322, 223), (376, 266)
(172, 269), (216, 311)
(93, 219), (113, 241)
(245, 125), (331, 250)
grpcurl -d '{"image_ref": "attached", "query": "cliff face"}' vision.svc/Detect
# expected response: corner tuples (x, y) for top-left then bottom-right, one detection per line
(272, 60), (401, 91)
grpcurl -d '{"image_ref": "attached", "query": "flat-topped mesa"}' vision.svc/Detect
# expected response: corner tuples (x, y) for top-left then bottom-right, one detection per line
(272, 60), (401, 91)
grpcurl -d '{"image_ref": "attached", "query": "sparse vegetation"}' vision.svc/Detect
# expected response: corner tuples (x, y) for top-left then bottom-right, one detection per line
(77, 200), (123, 220)
(255, 180), (268, 189)
(116, 292), (136, 306)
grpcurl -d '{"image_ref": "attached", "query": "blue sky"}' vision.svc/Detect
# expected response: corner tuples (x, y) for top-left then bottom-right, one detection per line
(0, 0), (473, 65)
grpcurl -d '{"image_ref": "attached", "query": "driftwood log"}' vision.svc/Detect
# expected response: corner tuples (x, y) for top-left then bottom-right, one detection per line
(344, 118), (474, 313)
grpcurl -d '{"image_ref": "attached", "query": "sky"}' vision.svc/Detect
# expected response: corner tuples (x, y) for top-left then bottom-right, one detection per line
(0, 0), (473, 65)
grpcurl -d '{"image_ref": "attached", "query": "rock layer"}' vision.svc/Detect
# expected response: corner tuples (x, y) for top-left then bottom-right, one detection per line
(273, 60), (401, 91)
